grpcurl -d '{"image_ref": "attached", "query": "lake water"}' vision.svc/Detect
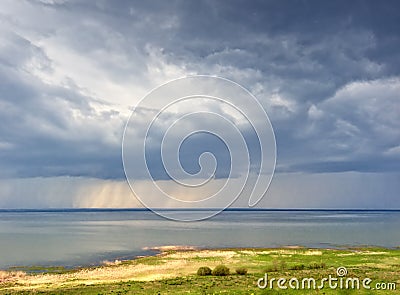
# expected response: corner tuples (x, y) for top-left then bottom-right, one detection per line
(0, 209), (399, 269)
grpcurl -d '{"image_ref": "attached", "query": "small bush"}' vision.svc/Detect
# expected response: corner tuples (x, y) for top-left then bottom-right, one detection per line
(212, 265), (230, 276)
(265, 260), (280, 272)
(235, 267), (248, 275)
(289, 262), (326, 271)
(308, 262), (326, 270)
(197, 266), (212, 276)
(291, 264), (305, 270)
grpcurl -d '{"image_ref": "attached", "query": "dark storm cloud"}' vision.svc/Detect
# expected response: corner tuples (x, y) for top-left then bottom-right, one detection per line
(0, 0), (399, 179)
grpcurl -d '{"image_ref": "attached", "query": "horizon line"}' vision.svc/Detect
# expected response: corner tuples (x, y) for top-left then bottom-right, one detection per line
(1, 208), (400, 212)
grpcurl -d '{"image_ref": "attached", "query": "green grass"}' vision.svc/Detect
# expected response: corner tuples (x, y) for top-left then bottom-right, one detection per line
(1, 247), (399, 294)
(6, 265), (73, 274)
(2, 274), (397, 295)
(134, 256), (167, 266)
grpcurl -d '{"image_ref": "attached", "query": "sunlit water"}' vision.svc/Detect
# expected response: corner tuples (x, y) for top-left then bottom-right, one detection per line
(0, 209), (399, 269)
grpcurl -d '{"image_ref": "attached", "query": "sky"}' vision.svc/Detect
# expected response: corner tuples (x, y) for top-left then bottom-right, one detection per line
(0, 0), (399, 209)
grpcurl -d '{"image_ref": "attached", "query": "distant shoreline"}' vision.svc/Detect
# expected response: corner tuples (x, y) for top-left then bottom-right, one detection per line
(1, 208), (400, 212)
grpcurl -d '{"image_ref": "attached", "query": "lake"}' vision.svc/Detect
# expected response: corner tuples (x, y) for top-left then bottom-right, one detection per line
(0, 209), (399, 269)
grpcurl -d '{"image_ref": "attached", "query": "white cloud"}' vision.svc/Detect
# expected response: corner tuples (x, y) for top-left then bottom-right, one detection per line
(308, 104), (324, 120)
(319, 77), (400, 154)
(384, 145), (400, 157)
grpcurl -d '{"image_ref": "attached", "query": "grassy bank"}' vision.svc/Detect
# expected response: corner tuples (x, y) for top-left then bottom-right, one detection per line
(1, 247), (399, 294)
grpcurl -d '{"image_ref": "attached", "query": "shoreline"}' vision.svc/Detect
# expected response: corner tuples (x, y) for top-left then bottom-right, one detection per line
(1, 245), (399, 274)
(1, 246), (399, 294)
(3, 244), (400, 273)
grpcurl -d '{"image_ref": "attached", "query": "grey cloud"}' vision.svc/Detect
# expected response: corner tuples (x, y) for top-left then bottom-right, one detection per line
(0, 0), (399, 181)
(123, 99), (264, 181)
(0, 30), (127, 179)
(276, 78), (400, 173)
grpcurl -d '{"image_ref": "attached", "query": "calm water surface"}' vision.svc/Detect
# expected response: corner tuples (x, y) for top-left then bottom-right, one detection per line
(0, 210), (399, 269)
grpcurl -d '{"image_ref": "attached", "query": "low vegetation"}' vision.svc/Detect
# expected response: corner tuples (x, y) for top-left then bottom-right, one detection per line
(265, 260), (326, 272)
(235, 267), (248, 275)
(211, 265), (230, 276)
(0, 247), (399, 294)
(196, 266), (211, 276)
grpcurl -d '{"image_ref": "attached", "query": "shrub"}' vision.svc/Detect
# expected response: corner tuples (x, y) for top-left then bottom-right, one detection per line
(235, 267), (248, 275)
(289, 262), (326, 271)
(291, 264), (305, 270)
(197, 266), (212, 276)
(308, 262), (326, 270)
(212, 265), (230, 276)
(265, 260), (280, 272)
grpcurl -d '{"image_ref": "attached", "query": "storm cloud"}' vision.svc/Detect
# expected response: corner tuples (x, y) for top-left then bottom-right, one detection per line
(0, 0), (399, 208)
